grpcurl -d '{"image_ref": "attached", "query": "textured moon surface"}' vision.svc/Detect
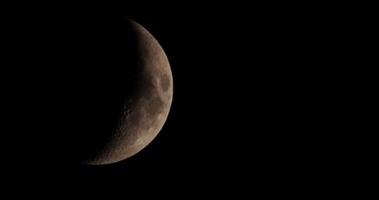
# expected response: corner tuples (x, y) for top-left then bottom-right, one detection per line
(86, 20), (173, 165)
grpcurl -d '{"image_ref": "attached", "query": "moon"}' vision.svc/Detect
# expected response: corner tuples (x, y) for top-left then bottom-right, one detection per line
(84, 19), (173, 165)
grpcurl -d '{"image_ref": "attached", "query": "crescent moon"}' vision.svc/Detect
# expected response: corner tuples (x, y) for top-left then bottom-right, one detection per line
(85, 19), (173, 165)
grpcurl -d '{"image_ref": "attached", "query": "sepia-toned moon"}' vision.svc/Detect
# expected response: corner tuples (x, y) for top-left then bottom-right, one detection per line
(85, 19), (173, 165)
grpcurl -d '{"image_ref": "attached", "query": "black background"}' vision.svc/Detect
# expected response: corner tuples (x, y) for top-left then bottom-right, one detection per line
(0, 8), (347, 195)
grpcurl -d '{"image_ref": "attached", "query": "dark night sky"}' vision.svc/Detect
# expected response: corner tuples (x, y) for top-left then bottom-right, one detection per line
(0, 8), (344, 195)
(75, 13), (329, 186)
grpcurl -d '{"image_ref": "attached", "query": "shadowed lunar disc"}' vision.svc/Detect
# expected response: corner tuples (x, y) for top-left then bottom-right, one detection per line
(86, 19), (173, 165)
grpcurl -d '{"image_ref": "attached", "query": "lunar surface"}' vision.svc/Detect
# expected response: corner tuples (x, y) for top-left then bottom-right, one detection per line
(85, 19), (173, 165)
